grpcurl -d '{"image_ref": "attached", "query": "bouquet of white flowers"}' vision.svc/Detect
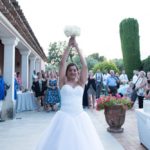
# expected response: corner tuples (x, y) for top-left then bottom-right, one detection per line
(64, 25), (80, 37)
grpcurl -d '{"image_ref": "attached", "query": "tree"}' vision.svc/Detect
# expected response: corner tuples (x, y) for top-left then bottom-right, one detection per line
(86, 57), (98, 71)
(142, 56), (150, 72)
(88, 53), (106, 62)
(71, 55), (81, 69)
(93, 61), (119, 74)
(48, 41), (66, 66)
(68, 48), (77, 62)
(119, 18), (142, 79)
(47, 41), (78, 69)
(45, 64), (57, 71)
(72, 54), (99, 71)
(111, 58), (124, 72)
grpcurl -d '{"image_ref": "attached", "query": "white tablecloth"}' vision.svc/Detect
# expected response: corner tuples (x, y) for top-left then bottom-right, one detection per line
(135, 109), (150, 149)
(16, 91), (37, 113)
(0, 101), (3, 112)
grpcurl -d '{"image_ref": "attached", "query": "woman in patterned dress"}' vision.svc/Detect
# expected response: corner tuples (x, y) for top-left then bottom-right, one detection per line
(44, 71), (61, 111)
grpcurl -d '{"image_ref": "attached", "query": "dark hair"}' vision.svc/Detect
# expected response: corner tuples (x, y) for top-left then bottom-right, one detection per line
(42, 73), (45, 79)
(148, 80), (150, 84)
(66, 63), (79, 76)
(17, 72), (20, 77)
(37, 72), (41, 76)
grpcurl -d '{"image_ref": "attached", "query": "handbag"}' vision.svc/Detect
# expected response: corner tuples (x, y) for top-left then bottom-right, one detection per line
(132, 84), (136, 90)
(132, 78), (139, 90)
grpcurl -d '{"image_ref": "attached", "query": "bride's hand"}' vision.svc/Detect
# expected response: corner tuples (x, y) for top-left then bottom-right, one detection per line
(73, 38), (79, 49)
(68, 37), (75, 48)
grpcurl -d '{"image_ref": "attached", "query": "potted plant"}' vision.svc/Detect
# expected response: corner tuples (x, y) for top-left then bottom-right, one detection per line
(96, 95), (132, 133)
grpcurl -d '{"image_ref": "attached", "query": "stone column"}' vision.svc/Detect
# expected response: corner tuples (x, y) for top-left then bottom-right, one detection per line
(19, 50), (31, 89)
(2, 38), (19, 119)
(29, 56), (36, 89)
(41, 60), (46, 71)
(35, 58), (41, 73)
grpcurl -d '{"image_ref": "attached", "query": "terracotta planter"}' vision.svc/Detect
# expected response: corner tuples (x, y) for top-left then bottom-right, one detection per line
(104, 104), (126, 133)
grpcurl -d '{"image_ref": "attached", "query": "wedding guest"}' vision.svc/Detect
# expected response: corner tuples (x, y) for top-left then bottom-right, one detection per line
(130, 71), (140, 104)
(44, 71), (61, 112)
(118, 84), (129, 97)
(145, 71), (150, 99)
(82, 76), (88, 108)
(45, 71), (49, 79)
(135, 71), (147, 108)
(0, 71), (5, 121)
(41, 73), (47, 106)
(0, 73), (5, 101)
(132, 70), (139, 84)
(0, 71), (10, 100)
(32, 70), (37, 82)
(125, 81), (134, 99)
(14, 73), (19, 100)
(41, 70), (45, 76)
(115, 72), (121, 89)
(32, 72), (47, 111)
(119, 70), (129, 84)
(102, 70), (110, 96)
(94, 69), (103, 98)
(147, 71), (150, 80)
(16, 72), (22, 90)
(87, 70), (96, 109)
(106, 70), (119, 96)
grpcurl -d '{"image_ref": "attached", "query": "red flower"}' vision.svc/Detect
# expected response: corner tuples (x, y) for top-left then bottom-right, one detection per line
(96, 95), (132, 111)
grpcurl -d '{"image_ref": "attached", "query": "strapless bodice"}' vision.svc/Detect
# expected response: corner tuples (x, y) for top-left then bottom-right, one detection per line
(60, 84), (84, 115)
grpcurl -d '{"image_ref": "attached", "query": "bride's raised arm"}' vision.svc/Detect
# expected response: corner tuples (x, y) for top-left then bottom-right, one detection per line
(59, 37), (73, 88)
(74, 39), (88, 86)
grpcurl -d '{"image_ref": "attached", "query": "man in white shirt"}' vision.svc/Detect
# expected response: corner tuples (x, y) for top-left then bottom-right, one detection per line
(102, 70), (110, 95)
(132, 70), (139, 84)
(94, 69), (103, 98)
(119, 70), (129, 84)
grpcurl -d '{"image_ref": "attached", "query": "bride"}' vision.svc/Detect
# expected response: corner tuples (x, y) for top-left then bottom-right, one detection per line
(35, 37), (104, 150)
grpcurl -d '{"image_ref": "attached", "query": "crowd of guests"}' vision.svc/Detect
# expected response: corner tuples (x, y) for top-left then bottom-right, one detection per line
(0, 68), (150, 114)
(0, 69), (61, 114)
(82, 69), (150, 109)
(31, 70), (61, 112)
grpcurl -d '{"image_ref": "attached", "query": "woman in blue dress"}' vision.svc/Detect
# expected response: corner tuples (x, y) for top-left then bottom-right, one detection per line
(0, 75), (5, 101)
(44, 71), (61, 111)
(0, 73), (5, 121)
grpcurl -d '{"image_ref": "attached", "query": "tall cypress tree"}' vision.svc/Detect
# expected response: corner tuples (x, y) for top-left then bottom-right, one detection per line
(119, 18), (141, 79)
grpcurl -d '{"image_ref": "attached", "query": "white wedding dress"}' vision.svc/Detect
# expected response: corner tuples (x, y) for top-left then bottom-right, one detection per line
(35, 84), (104, 150)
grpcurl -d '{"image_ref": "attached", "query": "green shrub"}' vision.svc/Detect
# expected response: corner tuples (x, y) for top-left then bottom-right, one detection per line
(93, 61), (119, 73)
(142, 56), (150, 72)
(119, 18), (142, 79)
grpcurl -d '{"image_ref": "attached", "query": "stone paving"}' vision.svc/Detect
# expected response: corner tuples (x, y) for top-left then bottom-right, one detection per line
(110, 110), (146, 150)
(0, 107), (147, 150)
(93, 109), (146, 150)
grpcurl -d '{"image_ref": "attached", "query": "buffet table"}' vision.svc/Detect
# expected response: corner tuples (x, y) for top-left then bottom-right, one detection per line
(16, 91), (37, 113)
(135, 109), (150, 149)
